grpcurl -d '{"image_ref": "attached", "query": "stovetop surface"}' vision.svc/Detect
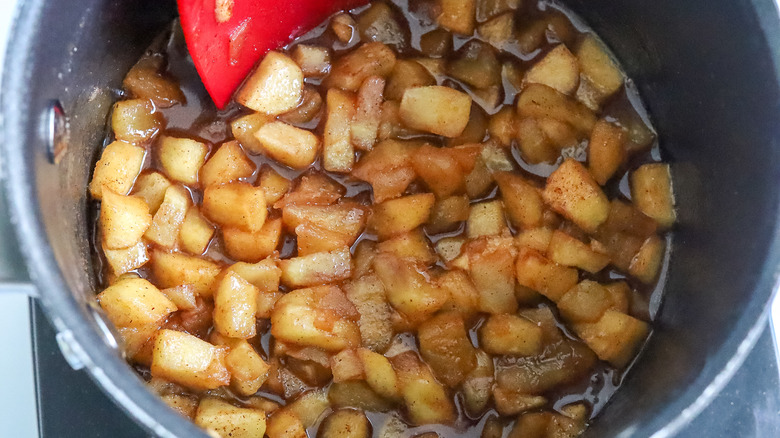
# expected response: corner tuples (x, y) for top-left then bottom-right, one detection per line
(31, 304), (780, 438)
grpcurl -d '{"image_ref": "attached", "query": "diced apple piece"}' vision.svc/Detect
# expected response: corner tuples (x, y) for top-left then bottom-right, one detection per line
(319, 409), (370, 438)
(630, 163), (676, 228)
(488, 106), (516, 147)
(89, 141), (146, 199)
(151, 250), (221, 296)
(275, 172), (345, 208)
(537, 117), (579, 149)
(427, 195), (470, 234)
(368, 193), (435, 239)
(98, 277), (177, 328)
(358, 348), (400, 400)
(145, 185), (190, 248)
(372, 253), (448, 323)
(557, 280), (613, 323)
(525, 45), (580, 95)
(321, 89), (357, 172)
(228, 258), (281, 292)
(543, 159), (609, 232)
(100, 189), (152, 250)
(515, 247), (578, 301)
(547, 230), (610, 273)
(195, 397), (266, 438)
(132, 171), (171, 214)
(493, 172), (543, 229)
(253, 121), (320, 169)
(111, 99), (162, 144)
(202, 182), (267, 232)
(511, 411), (585, 438)
(477, 12), (514, 49)
(160, 284), (197, 311)
(326, 42), (397, 92)
(400, 86), (472, 137)
(151, 330), (230, 391)
(600, 198), (658, 238)
(352, 76), (385, 151)
(463, 237), (518, 314)
(265, 409), (307, 438)
(419, 29), (453, 57)
(343, 274), (394, 352)
(223, 217), (282, 263)
(588, 120), (625, 185)
(291, 45), (331, 78)
(236, 51), (303, 115)
(438, 269), (480, 318)
(283, 203), (366, 246)
(517, 84), (596, 135)
(280, 86), (324, 126)
(231, 112), (273, 154)
(575, 310), (649, 367)
(515, 227), (553, 253)
(391, 351), (455, 425)
(352, 139), (417, 202)
(225, 340), (271, 396)
(331, 349), (365, 382)
(385, 60), (436, 102)
(377, 230), (436, 265)
(356, 1), (408, 49)
(461, 350), (494, 416)
(480, 314), (543, 356)
(179, 206), (215, 255)
(331, 12), (357, 43)
(493, 389), (546, 416)
(328, 381), (394, 412)
(270, 285), (361, 352)
(437, 0), (476, 35)
(418, 311), (477, 386)
(467, 200), (507, 238)
(577, 34), (624, 98)
(199, 141), (255, 187)
(158, 136), (208, 185)
(257, 167), (291, 205)
(629, 235), (666, 284)
(122, 54), (185, 108)
(411, 145), (466, 198)
(515, 117), (558, 164)
(279, 247), (352, 288)
(103, 241), (149, 275)
(214, 271), (259, 339)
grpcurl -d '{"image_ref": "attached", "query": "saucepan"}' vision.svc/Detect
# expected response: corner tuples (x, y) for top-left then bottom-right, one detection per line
(1, 0), (780, 436)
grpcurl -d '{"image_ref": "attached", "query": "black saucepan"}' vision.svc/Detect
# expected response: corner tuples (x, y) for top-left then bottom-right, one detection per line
(2, 0), (780, 436)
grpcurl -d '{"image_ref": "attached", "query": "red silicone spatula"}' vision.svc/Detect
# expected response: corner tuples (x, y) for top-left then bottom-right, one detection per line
(177, 0), (368, 109)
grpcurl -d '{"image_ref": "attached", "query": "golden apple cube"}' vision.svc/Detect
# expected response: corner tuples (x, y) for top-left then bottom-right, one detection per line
(100, 189), (152, 250)
(202, 182), (267, 232)
(223, 217), (282, 263)
(358, 348), (400, 400)
(323, 88), (357, 172)
(103, 241), (149, 275)
(480, 314), (543, 356)
(547, 230), (610, 273)
(236, 51), (304, 115)
(199, 140), (255, 187)
(131, 171), (172, 214)
(588, 119), (625, 185)
(515, 247), (579, 302)
(630, 163), (676, 228)
(151, 330), (230, 391)
(575, 310), (649, 368)
(145, 185), (190, 248)
(178, 206), (215, 255)
(270, 285), (361, 352)
(89, 140), (146, 199)
(494, 172), (545, 230)
(351, 76), (385, 151)
(292, 44), (331, 78)
(467, 200), (508, 238)
(543, 158), (610, 232)
(417, 311), (477, 387)
(150, 250), (221, 297)
(368, 193), (435, 239)
(331, 349), (365, 382)
(557, 280), (613, 323)
(515, 227), (554, 253)
(524, 44), (580, 95)
(372, 252), (449, 323)
(629, 235), (666, 284)
(279, 246), (352, 288)
(254, 121), (320, 169)
(111, 98), (162, 144)
(391, 351), (455, 425)
(437, 0), (476, 35)
(214, 271), (259, 339)
(231, 112), (273, 154)
(195, 397), (266, 438)
(227, 258), (281, 292)
(400, 86), (472, 137)
(158, 136), (209, 185)
(577, 34), (625, 98)
(343, 273), (394, 352)
(517, 84), (596, 135)
(319, 409), (370, 438)
(225, 340), (271, 396)
(98, 277), (177, 328)
(325, 42), (397, 92)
